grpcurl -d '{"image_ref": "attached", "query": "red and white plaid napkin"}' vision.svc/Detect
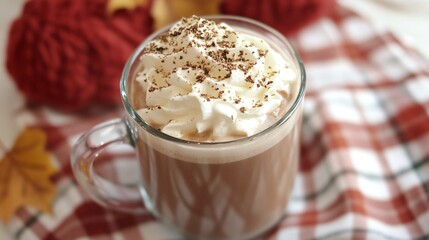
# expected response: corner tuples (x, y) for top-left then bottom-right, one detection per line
(4, 5), (429, 240)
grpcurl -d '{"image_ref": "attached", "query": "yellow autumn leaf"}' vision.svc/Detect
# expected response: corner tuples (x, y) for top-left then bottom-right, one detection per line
(0, 128), (57, 222)
(107, 0), (147, 14)
(152, 0), (222, 29)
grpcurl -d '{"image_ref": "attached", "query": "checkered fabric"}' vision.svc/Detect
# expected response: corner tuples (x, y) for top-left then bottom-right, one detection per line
(4, 5), (429, 240)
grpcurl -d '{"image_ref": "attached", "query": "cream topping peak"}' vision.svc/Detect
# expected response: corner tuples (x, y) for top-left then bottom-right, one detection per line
(135, 16), (297, 141)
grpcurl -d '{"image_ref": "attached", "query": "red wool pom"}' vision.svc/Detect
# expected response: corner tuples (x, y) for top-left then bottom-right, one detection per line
(221, 0), (336, 36)
(6, 0), (153, 112)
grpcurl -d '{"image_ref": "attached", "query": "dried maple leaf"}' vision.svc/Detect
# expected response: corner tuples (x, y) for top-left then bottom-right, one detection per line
(152, 0), (222, 29)
(107, 0), (147, 14)
(0, 128), (57, 222)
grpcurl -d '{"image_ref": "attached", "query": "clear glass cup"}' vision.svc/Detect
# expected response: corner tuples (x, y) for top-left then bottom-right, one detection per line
(71, 16), (306, 240)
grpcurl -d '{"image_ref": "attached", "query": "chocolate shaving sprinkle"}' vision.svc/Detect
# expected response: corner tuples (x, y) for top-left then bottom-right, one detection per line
(258, 49), (268, 57)
(136, 15), (295, 136)
(225, 71), (232, 79)
(156, 47), (167, 52)
(196, 75), (204, 83)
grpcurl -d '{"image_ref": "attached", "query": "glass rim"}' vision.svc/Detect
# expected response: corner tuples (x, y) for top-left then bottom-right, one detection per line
(120, 15), (306, 146)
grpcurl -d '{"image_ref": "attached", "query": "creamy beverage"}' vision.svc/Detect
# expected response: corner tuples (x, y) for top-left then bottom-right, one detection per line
(71, 15), (305, 240)
(129, 16), (303, 239)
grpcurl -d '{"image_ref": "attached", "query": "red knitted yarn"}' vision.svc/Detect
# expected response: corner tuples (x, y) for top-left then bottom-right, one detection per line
(221, 0), (336, 36)
(6, 0), (153, 111)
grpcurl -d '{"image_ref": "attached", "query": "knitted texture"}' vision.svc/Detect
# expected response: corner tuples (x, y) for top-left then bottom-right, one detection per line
(221, 0), (335, 35)
(6, 0), (153, 111)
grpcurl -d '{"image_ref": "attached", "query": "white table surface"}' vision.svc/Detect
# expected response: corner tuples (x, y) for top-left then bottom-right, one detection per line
(1, 0), (429, 238)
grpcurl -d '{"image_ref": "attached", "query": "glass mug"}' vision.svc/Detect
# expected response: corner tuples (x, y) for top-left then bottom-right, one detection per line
(71, 16), (306, 240)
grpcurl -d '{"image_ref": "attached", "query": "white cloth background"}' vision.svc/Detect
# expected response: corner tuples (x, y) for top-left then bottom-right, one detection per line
(1, 0), (429, 238)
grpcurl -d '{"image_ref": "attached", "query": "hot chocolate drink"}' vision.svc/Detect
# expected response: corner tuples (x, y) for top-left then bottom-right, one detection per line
(129, 16), (303, 239)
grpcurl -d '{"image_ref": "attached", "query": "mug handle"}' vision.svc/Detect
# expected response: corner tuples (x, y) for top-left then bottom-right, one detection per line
(71, 118), (151, 213)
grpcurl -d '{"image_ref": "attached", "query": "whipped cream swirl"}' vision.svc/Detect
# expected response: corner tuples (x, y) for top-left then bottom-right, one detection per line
(135, 16), (297, 141)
